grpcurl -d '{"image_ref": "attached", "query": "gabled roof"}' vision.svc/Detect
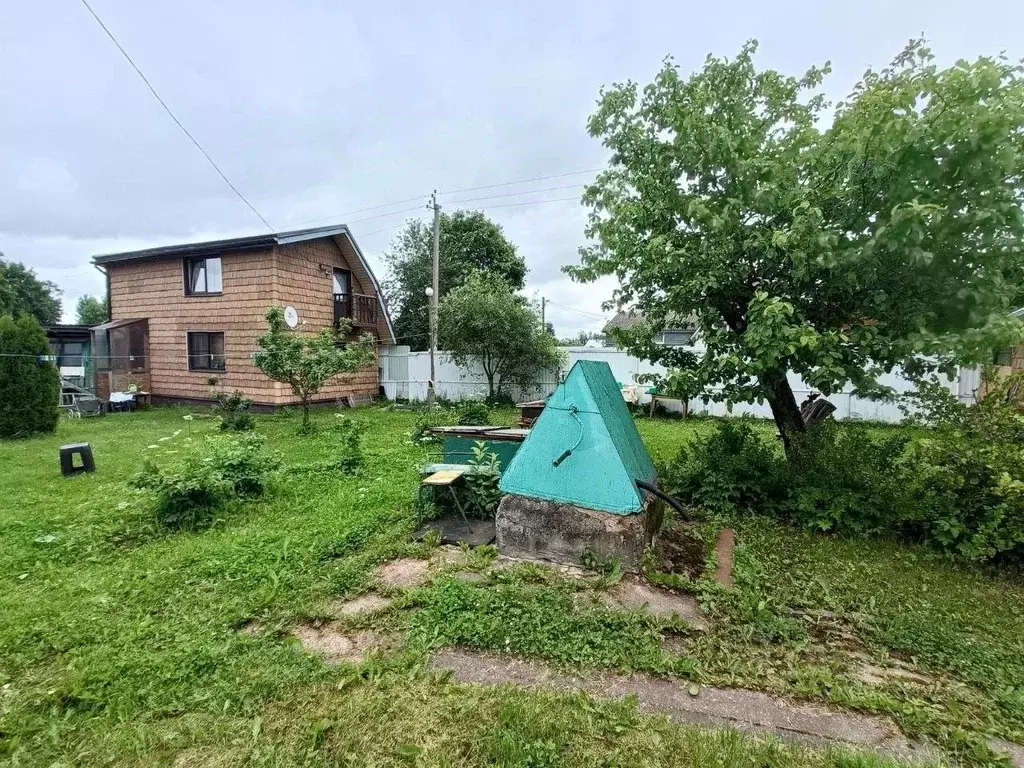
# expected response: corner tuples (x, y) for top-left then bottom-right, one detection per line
(602, 310), (696, 336)
(499, 359), (656, 515)
(91, 224), (396, 343)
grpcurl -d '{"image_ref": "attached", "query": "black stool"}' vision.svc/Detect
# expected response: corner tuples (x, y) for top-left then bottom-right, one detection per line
(60, 443), (96, 476)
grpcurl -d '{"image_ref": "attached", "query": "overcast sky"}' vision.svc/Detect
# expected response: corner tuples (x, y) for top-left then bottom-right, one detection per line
(3, 0), (1023, 335)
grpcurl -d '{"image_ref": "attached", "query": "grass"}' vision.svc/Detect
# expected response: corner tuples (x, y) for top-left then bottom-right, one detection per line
(0, 406), (1020, 766)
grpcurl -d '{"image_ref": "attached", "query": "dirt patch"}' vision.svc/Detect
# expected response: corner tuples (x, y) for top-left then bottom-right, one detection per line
(430, 545), (467, 569)
(378, 558), (431, 588)
(659, 630), (690, 656)
(292, 624), (383, 664)
(330, 593), (394, 617)
(454, 571), (488, 585)
(431, 648), (940, 763)
(654, 520), (707, 580)
(599, 577), (707, 630)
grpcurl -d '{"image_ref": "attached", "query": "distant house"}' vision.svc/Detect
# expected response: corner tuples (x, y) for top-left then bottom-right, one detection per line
(90, 224), (395, 407)
(601, 311), (697, 348)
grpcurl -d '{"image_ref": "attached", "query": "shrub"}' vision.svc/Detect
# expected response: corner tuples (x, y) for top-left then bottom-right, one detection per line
(214, 390), (255, 431)
(465, 441), (502, 516)
(787, 421), (913, 535)
(0, 314), (61, 438)
(901, 372), (1024, 562)
(660, 419), (788, 515)
(412, 404), (460, 443)
(133, 434), (280, 530)
(333, 415), (364, 473)
(457, 400), (490, 426)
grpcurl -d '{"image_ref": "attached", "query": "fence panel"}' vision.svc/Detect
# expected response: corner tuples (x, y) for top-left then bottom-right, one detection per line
(379, 345), (973, 423)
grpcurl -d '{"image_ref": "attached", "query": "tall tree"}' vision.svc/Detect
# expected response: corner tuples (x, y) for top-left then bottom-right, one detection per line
(75, 295), (109, 326)
(0, 314), (61, 438)
(0, 256), (62, 325)
(440, 272), (562, 399)
(384, 210), (526, 350)
(569, 41), (1024, 450)
(252, 307), (375, 432)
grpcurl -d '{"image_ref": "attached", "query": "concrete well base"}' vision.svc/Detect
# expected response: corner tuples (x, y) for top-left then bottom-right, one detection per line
(495, 494), (657, 571)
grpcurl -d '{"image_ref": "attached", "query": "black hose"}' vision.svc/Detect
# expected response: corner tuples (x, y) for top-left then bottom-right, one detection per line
(635, 479), (692, 522)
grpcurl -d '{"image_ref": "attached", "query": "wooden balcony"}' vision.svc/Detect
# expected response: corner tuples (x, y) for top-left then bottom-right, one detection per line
(333, 293), (379, 330)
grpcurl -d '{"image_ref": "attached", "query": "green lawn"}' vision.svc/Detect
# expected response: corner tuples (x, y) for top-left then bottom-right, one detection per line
(1, 408), (1021, 766)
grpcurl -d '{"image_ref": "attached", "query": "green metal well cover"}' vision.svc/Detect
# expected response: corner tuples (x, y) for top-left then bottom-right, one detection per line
(499, 360), (656, 515)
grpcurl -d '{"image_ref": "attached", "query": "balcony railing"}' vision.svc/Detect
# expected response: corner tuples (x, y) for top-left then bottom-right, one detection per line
(333, 293), (379, 330)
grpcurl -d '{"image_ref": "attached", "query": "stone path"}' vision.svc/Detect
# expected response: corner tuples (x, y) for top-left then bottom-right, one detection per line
(330, 593), (394, 617)
(597, 577), (707, 630)
(378, 557), (430, 588)
(292, 625), (384, 664)
(430, 648), (941, 763)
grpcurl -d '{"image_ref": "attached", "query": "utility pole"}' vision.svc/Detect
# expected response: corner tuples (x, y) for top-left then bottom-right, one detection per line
(427, 191), (441, 405)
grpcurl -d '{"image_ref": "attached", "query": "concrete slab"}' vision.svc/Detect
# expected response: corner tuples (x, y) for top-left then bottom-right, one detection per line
(292, 624), (379, 664)
(431, 648), (940, 763)
(988, 737), (1024, 767)
(378, 558), (430, 588)
(600, 578), (707, 629)
(330, 593), (394, 618)
(496, 493), (654, 571)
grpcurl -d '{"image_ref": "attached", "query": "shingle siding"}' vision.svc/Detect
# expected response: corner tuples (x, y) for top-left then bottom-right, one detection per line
(106, 236), (381, 406)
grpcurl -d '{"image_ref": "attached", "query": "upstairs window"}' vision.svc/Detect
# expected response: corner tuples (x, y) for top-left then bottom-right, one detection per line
(184, 256), (222, 295)
(187, 332), (225, 371)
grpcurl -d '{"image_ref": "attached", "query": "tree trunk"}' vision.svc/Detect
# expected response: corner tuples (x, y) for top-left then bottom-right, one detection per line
(300, 396), (311, 430)
(762, 374), (805, 454)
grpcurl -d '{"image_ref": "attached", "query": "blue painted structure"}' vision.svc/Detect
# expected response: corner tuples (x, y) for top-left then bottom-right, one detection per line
(499, 360), (656, 515)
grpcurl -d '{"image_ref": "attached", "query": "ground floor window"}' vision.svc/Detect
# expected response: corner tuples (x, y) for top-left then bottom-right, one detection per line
(187, 332), (226, 371)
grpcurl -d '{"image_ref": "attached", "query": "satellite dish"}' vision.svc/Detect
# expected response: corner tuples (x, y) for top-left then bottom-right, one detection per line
(284, 306), (299, 329)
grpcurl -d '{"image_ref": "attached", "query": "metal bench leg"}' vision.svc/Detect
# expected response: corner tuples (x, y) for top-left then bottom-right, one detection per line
(448, 487), (473, 533)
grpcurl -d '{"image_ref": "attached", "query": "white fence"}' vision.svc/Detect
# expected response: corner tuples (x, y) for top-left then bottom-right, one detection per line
(379, 345), (978, 423)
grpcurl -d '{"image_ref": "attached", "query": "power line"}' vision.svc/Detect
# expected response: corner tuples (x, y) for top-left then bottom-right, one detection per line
(77, 0), (274, 232)
(442, 182), (584, 207)
(439, 167), (604, 197)
(290, 195), (430, 228)
(465, 195), (582, 211)
(543, 299), (609, 320)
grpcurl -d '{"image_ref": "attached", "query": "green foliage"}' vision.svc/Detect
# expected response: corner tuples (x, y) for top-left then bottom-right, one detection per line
(332, 415), (364, 473)
(457, 400), (490, 426)
(409, 577), (667, 670)
(662, 419), (788, 515)
(214, 390), (255, 431)
(787, 422), (913, 535)
(569, 39), (1024, 443)
(132, 434), (280, 530)
(440, 272), (563, 399)
(383, 211), (527, 351)
(412, 404), (460, 443)
(252, 306), (375, 431)
(464, 441), (502, 517)
(0, 313), (61, 438)
(0, 256), (62, 325)
(902, 372), (1024, 562)
(74, 294), (108, 326)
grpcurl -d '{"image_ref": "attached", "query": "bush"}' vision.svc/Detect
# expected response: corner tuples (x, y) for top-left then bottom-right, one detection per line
(660, 419), (788, 515)
(901, 372), (1024, 562)
(133, 434), (280, 530)
(214, 390), (255, 431)
(0, 314), (61, 438)
(662, 378), (1024, 564)
(787, 421), (913, 535)
(458, 400), (490, 426)
(333, 415), (364, 473)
